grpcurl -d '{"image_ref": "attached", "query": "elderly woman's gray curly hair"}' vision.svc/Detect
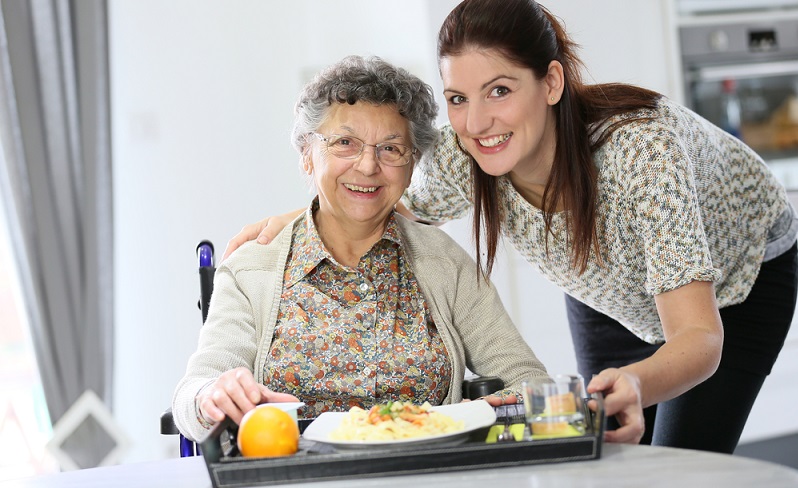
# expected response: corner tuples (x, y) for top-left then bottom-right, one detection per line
(291, 55), (439, 170)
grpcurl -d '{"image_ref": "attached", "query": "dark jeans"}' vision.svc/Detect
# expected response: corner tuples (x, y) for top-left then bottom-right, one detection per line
(566, 242), (797, 453)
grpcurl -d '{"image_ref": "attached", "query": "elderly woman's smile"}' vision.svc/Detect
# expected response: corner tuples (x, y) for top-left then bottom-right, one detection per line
(343, 183), (379, 193)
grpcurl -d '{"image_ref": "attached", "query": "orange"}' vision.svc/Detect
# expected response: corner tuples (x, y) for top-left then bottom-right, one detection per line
(237, 406), (300, 458)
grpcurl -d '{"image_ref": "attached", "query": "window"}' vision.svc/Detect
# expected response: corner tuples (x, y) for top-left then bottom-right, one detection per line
(0, 206), (58, 480)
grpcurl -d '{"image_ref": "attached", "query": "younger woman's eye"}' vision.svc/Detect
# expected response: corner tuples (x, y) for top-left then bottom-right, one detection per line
(448, 95), (466, 105)
(490, 86), (510, 97)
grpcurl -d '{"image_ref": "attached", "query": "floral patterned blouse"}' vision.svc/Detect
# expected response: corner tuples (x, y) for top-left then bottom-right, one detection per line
(266, 201), (452, 417)
(402, 98), (794, 344)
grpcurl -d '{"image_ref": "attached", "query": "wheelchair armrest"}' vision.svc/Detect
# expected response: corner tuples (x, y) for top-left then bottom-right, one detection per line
(160, 407), (181, 435)
(462, 376), (505, 400)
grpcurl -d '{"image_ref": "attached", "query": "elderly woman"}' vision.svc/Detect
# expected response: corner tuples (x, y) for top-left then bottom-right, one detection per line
(172, 55), (547, 442)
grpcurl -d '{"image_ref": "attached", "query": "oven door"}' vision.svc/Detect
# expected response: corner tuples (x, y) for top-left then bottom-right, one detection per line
(686, 60), (798, 191)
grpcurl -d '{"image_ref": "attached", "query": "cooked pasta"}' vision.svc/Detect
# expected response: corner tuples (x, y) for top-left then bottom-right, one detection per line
(329, 401), (465, 441)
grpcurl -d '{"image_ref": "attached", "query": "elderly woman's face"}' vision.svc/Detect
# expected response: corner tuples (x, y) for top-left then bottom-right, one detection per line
(308, 101), (413, 228)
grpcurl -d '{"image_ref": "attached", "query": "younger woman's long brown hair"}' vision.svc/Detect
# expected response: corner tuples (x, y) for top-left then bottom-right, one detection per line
(438, 0), (660, 279)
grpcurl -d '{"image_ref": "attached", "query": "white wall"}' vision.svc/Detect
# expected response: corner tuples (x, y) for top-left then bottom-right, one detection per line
(109, 0), (795, 464)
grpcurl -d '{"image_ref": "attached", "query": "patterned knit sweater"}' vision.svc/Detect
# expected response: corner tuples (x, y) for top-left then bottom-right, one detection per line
(402, 98), (793, 344)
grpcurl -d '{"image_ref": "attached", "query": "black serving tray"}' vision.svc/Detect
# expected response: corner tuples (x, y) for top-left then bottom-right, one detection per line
(200, 394), (605, 488)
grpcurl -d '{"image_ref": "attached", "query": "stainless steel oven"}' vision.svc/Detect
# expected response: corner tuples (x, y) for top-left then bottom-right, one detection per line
(679, 11), (798, 190)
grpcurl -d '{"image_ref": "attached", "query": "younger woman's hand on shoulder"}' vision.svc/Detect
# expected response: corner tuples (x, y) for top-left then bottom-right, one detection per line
(587, 368), (645, 444)
(222, 208), (306, 261)
(222, 218), (270, 262)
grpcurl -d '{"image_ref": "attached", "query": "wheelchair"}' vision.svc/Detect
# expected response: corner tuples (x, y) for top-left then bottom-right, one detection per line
(160, 240), (509, 457)
(160, 240), (215, 457)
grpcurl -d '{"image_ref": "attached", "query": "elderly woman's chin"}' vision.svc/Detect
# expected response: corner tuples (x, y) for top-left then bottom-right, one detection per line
(317, 198), (398, 228)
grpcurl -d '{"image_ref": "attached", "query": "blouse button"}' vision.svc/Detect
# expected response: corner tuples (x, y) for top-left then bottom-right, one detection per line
(359, 282), (369, 292)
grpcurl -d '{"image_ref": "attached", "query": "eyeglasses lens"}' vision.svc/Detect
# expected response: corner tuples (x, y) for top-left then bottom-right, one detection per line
(324, 135), (409, 166)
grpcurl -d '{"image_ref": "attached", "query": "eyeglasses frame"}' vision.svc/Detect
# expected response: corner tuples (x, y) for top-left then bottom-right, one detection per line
(312, 132), (417, 167)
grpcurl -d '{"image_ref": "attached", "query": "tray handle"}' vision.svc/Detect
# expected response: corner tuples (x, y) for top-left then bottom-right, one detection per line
(586, 391), (606, 452)
(200, 416), (238, 465)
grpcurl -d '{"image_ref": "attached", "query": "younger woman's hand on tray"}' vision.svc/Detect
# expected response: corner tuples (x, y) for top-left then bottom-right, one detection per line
(588, 368), (645, 444)
(198, 367), (299, 425)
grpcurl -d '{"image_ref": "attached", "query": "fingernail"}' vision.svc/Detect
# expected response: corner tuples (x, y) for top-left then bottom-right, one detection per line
(257, 236), (270, 244)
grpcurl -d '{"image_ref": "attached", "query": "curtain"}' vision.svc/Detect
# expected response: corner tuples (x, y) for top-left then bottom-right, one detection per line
(0, 0), (113, 469)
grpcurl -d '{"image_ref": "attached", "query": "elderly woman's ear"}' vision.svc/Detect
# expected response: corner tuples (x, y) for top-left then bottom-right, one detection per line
(302, 148), (313, 175)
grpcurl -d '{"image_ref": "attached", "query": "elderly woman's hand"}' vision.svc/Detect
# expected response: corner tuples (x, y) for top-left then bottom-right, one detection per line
(465, 393), (519, 406)
(197, 367), (299, 425)
(587, 368), (645, 444)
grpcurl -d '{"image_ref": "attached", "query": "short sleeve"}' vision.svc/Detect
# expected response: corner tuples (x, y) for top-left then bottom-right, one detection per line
(401, 125), (473, 222)
(623, 125), (723, 294)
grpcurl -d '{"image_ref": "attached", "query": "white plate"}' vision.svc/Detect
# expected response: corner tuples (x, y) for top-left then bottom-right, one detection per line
(301, 401), (497, 451)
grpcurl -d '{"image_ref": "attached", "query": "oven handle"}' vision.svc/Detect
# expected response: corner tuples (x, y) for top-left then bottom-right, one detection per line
(692, 60), (798, 82)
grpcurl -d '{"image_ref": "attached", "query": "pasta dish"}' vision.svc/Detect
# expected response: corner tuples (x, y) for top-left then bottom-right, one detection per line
(329, 401), (465, 441)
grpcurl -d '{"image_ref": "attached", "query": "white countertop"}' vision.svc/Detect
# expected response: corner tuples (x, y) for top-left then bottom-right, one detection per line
(4, 443), (798, 488)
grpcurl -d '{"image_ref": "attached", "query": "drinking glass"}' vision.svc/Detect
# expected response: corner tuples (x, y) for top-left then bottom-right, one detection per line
(522, 374), (586, 437)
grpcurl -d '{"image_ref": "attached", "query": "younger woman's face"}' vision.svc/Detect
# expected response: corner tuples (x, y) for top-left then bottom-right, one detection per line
(440, 48), (560, 183)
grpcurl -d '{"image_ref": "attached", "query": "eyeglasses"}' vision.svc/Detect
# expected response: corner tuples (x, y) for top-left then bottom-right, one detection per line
(313, 133), (416, 167)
